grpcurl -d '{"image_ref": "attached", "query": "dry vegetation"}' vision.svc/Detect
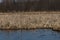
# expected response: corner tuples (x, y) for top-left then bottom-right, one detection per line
(0, 12), (60, 30)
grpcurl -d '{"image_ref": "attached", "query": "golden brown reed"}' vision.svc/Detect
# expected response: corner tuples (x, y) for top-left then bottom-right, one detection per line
(0, 12), (60, 31)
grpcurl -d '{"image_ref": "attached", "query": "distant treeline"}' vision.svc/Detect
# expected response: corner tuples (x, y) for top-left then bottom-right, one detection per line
(0, 0), (60, 12)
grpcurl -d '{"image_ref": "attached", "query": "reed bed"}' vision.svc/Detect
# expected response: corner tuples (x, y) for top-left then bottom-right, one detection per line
(0, 12), (60, 31)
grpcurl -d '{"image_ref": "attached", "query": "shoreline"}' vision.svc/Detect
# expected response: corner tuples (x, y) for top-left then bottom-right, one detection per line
(0, 12), (60, 31)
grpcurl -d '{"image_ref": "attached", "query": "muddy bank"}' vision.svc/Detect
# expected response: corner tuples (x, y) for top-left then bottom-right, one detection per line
(0, 12), (60, 31)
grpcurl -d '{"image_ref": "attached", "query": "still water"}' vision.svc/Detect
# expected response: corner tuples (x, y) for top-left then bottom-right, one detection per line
(0, 29), (60, 40)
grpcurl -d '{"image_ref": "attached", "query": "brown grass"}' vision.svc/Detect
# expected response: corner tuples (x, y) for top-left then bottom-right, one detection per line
(0, 12), (60, 30)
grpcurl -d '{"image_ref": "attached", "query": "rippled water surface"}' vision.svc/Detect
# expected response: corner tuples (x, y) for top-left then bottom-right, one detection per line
(0, 29), (60, 40)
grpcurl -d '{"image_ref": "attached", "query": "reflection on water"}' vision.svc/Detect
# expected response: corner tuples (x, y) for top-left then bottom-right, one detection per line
(0, 29), (60, 40)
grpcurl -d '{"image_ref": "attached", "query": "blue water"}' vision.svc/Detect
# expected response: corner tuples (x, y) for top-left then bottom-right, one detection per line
(0, 29), (60, 40)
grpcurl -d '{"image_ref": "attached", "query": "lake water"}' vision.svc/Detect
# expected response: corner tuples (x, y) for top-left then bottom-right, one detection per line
(0, 29), (60, 40)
